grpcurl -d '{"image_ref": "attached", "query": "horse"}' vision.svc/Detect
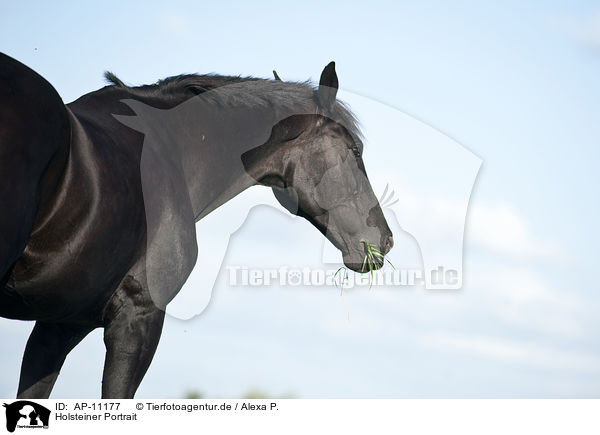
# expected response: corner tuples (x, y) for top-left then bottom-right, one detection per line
(0, 53), (393, 398)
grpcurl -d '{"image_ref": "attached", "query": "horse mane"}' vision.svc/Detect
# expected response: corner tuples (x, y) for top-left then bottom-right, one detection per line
(103, 71), (363, 141)
(104, 71), (263, 98)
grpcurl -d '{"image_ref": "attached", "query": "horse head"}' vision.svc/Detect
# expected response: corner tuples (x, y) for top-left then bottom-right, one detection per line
(245, 62), (393, 272)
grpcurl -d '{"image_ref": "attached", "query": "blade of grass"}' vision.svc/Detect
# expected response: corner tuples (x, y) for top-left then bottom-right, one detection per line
(361, 241), (394, 289)
(334, 266), (349, 295)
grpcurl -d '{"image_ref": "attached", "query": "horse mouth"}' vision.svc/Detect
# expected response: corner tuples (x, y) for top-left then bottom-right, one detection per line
(343, 258), (383, 273)
(342, 241), (387, 273)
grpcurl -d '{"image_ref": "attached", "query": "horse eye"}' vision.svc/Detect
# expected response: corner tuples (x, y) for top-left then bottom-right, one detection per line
(351, 145), (361, 157)
(284, 131), (302, 142)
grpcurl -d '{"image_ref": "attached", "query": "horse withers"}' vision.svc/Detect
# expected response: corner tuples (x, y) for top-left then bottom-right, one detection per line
(0, 54), (392, 398)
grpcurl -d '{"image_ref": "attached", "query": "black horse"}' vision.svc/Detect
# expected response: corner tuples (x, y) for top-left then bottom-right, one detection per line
(0, 53), (393, 398)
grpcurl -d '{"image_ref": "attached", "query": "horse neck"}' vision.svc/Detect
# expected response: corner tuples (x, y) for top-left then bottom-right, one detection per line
(122, 83), (305, 221)
(169, 99), (283, 220)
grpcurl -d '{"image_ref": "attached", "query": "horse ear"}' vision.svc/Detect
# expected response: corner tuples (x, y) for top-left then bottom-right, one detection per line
(317, 61), (338, 110)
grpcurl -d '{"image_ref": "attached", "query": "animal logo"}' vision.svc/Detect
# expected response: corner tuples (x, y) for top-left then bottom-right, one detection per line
(2, 401), (50, 432)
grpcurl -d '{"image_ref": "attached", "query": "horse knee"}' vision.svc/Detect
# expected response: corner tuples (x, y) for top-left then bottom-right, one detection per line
(101, 275), (165, 398)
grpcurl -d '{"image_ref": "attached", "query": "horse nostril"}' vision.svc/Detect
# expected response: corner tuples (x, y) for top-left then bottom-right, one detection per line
(384, 235), (394, 254)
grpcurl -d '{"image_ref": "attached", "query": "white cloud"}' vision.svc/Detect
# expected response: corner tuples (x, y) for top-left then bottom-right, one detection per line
(156, 11), (192, 37)
(468, 264), (584, 339)
(373, 176), (558, 261)
(422, 332), (600, 373)
(468, 202), (557, 259)
(548, 11), (600, 49)
(477, 267), (566, 308)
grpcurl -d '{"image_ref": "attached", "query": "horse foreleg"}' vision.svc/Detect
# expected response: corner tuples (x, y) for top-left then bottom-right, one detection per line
(101, 275), (165, 399)
(17, 322), (93, 399)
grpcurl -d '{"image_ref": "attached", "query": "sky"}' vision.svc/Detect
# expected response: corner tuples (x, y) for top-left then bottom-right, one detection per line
(0, 0), (599, 398)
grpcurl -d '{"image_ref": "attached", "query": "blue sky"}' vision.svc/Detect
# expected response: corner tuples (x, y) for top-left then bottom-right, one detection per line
(1, 0), (599, 397)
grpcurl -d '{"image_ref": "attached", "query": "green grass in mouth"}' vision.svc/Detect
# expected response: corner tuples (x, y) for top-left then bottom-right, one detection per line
(335, 242), (394, 294)
(361, 241), (395, 284)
